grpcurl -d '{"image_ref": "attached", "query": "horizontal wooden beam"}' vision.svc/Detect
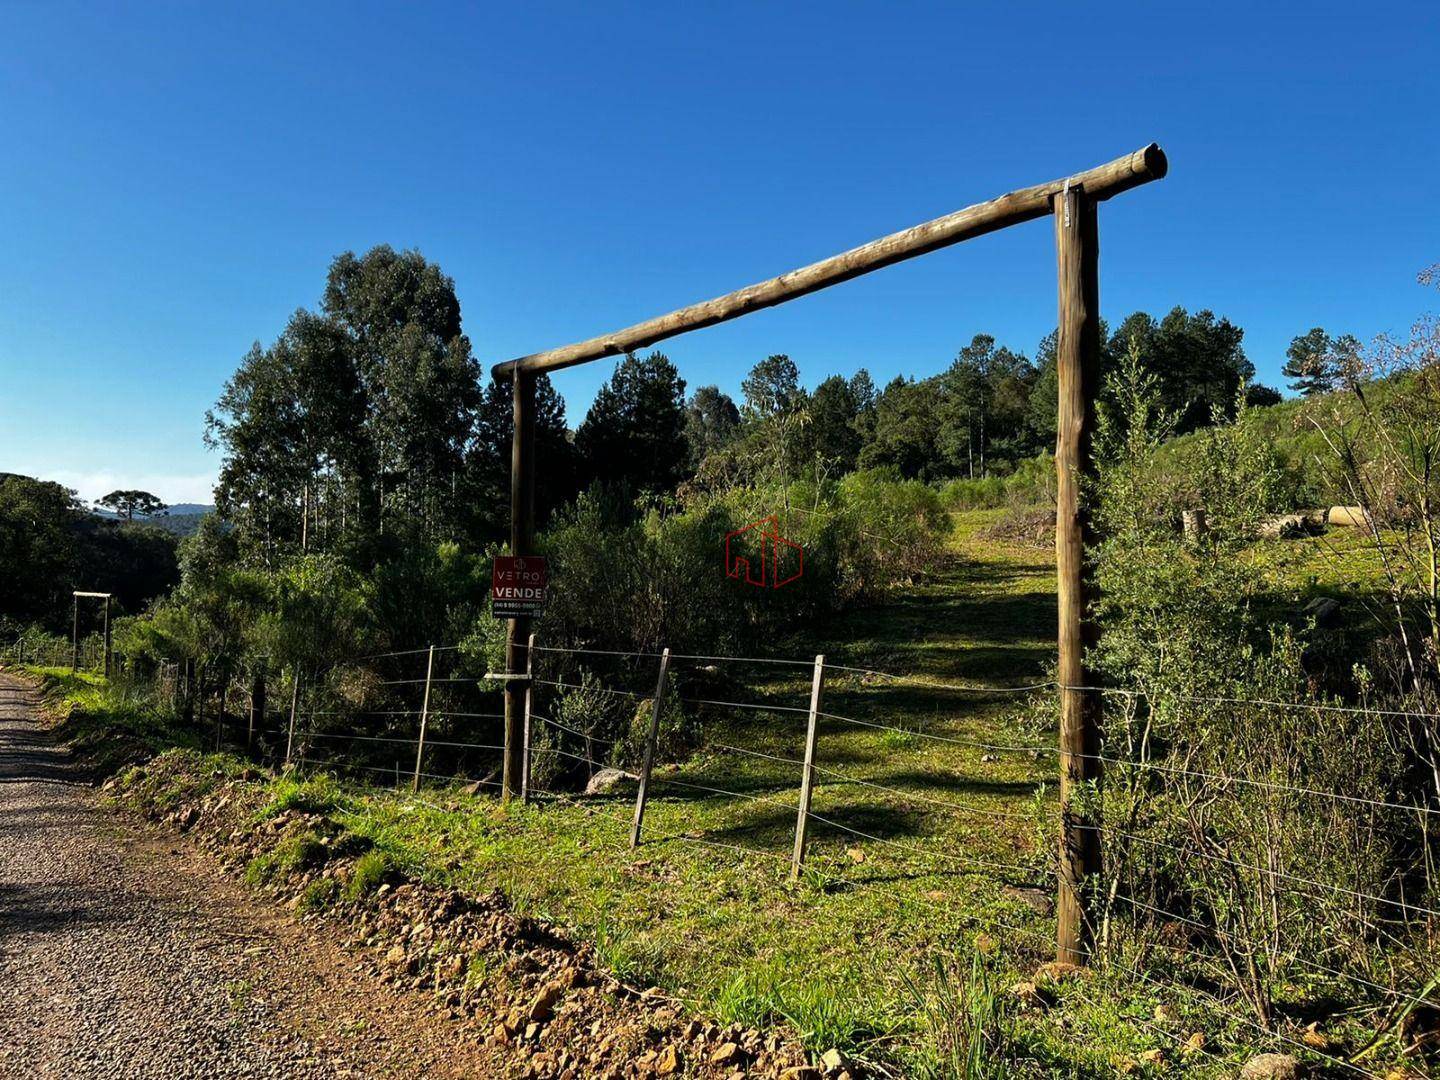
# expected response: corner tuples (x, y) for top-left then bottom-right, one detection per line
(492, 143), (1166, 379)
(72, 591), (112, 598)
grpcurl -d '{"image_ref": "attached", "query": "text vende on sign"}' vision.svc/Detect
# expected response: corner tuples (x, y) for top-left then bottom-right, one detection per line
(492, 556), (549, 618)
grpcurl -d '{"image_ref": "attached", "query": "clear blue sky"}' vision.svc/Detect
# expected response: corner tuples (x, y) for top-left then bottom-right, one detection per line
(1, 1), (1436, 504)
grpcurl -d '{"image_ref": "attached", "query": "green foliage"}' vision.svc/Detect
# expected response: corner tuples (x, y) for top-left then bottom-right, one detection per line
(466, 373), (576, 539)
(297, 876), (341, 912)
(618, 682), (696, 768)
(0, 473), (179, 630)
(243, 832), (326, 885)
(939, 454), (1055, 511)
(590, 910), (660, 984)
(1281, 326), (1359, 396)
(575, 351), (689, 496)
(1089, 342), (1430, 1026)
(1107, 306), (1257, 434)
(252, 554), (372, 672)
(208, 245), (495, 563)
(0, 473), (85, 625)
(536, 473), (946, 663)
(905, 955), (1011, 1080)
(714, 962), (876, 1058)
(256, 773), (343, 820)
(684, 385), (742, 470)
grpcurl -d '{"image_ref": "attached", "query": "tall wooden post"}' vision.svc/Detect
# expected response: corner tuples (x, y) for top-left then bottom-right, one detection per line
(1054, 184), (1104, 965)
(102, 595), (112, 678)
(71, 594), (79, 672)
(503, 369), (537, 802)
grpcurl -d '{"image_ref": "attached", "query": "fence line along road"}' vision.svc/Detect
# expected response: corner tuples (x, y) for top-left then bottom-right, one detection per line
(5, 632), (1434, 1076)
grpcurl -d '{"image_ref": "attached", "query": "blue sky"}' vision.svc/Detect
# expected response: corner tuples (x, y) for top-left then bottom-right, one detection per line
(1, 1), (1436, 504)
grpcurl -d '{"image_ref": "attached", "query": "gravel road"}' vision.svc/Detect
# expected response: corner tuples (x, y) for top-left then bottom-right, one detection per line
(0, 674), (507, 1079)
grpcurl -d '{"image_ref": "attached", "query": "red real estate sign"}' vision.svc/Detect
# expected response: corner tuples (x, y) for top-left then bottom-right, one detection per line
(492, 556), (548, 618)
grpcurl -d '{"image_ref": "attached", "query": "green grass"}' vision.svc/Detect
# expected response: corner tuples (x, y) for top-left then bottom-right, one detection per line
(20, 666), (201, 777)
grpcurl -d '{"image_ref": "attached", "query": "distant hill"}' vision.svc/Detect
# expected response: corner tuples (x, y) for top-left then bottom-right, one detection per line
(91, 503), (214, 538)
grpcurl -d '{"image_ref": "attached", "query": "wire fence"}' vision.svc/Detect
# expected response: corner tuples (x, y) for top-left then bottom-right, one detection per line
(3, 631), (1437, 1075)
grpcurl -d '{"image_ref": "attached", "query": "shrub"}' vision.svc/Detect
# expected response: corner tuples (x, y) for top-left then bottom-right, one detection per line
(256, 773), (342, 820)
(244, 832), (326, 885)
(344, 849), (396, 900)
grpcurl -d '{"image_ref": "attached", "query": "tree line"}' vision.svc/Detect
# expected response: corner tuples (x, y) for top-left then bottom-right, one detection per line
(5, 241), (1330, 640)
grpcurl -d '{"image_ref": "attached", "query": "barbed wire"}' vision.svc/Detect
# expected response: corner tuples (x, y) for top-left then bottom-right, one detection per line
(1088, 823), (1440, 920)
(531, 712), (618, 745)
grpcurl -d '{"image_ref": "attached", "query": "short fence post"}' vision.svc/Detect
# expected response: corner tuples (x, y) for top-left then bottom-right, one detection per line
(412, 645), (436, 792)
(521, 632), (536, 804)
(284, 669), (302, 767)
(249, 660), (265, 749)
(182, 659), (196, 725)
(215, 675), (227, 752)
(629, 647), (672, 850)
(791, 654), (826, 881)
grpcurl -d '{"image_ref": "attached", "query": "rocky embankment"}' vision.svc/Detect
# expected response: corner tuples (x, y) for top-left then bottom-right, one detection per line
(111, 755), (839, 1080)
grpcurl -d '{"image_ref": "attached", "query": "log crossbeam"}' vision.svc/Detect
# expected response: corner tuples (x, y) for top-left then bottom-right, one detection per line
(491, 144), (1165, 380)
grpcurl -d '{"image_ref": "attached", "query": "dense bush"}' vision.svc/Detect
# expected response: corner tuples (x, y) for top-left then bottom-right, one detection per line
(939, 453), (1055, 511)
(1082, 349), (1434, 1024)
(536, 472), (946, 659)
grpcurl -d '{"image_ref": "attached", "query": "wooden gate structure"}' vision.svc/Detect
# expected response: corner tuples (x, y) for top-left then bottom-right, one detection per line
(491, 144), (1168, 963)
(71, 589), (113, 676)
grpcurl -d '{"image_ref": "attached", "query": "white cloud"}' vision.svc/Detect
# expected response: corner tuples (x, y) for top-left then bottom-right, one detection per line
(21, 468), (218, 507)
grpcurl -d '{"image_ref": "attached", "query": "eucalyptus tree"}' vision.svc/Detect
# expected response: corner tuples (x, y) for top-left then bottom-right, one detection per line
(321, 246), (483, 539)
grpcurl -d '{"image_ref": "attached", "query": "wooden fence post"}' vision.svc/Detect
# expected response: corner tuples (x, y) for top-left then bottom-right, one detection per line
(791, 654), (826, 881)
(249, 660), (265, 749)
(215, 674), (228, 752)
(629, 648), (672, 850)
(1054, 182), (1104, 965)
(102, 595), (112, 678)
(413, 645), (436, 792)
(182, 659), (196, 725)
(284, 669), (302, 768)
(71, 594), (79, 672)
(521, 632), (536, 804)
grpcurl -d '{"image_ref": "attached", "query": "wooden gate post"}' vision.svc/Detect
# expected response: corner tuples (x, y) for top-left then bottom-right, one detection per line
(71, 594), (79, 672)
(503, 369), (537, 802)
(413, 645), (436, 792)
(629, 648), (672, 850)
(791, 654), (826, 880)
(1053, 183), (1104, 965)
